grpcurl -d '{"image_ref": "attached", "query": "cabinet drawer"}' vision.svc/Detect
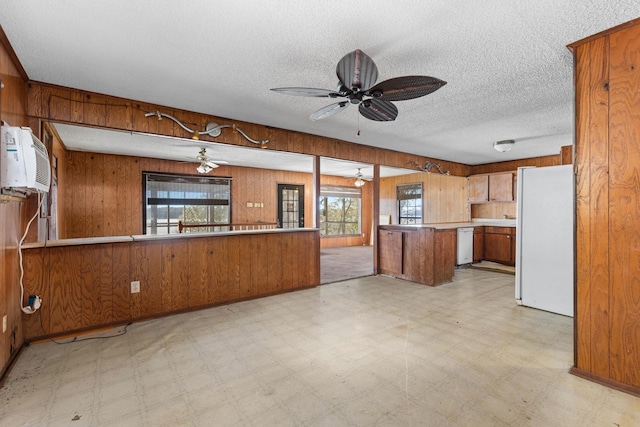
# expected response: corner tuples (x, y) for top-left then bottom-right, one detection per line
(484, 226), (514, 235)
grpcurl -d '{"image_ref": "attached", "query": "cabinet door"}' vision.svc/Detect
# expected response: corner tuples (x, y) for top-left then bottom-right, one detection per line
(468, 175), (489, 202)
(489, 173), (514, 201)
(484, 233), (512, 264)
(510, 229), (516, 265)
(378, 230), (403, 274)
(473, 228), (484, 263)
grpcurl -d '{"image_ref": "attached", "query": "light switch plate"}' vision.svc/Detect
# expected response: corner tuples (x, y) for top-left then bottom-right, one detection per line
(131, 281), (140, 293)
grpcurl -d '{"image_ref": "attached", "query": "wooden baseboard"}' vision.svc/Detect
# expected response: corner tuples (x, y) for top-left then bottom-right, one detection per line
(570, 366), (640, 398)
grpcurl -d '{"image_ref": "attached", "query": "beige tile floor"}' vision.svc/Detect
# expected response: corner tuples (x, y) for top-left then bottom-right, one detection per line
(1, 269), (639, 426)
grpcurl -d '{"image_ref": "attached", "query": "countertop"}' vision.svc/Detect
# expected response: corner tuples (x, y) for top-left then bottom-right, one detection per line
(379, 219), (517, 230)
(21, 227), (320, 249)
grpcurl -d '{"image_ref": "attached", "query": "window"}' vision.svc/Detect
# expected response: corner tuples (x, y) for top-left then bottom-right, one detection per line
(397, 183), (422, 224)
(319, 185), (361, 236)
(143, 172), (231, 234)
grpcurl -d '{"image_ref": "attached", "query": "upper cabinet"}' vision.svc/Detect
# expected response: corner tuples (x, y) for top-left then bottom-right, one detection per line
(489, 173), (514, 202)
(468, 175), (489, 202)
(467, 172), (514, 203)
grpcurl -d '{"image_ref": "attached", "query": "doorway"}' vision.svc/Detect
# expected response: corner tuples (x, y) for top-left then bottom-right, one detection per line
(277, 184), (304, 228)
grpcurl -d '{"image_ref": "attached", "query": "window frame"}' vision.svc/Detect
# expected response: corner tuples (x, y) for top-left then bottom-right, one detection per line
(319, 185), (362, 237)
(397, 182), (423, 225)
(142, 171), (232, 235)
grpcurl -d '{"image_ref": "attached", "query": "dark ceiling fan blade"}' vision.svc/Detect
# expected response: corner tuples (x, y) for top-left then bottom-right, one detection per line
(365, 76), (447, 101)
(358, 99), (398, 121)
(336, 49), (378, 92)
(270, 87), (339, 97)
(310, 101), (350, 121)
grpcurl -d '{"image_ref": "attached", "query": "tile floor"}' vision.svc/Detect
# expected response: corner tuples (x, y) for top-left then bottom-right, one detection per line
(320, 246), (374, 284)
(1, 269), (639, 426)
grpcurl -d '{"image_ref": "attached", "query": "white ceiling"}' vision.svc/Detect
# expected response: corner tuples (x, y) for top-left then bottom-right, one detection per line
(1, 1), (638, 166)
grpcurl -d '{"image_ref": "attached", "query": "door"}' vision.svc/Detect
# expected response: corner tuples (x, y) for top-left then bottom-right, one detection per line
(277, 184), (304, 228)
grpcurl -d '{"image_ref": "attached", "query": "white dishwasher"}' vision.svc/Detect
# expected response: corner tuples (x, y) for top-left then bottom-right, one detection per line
(456, 227), (474, 265)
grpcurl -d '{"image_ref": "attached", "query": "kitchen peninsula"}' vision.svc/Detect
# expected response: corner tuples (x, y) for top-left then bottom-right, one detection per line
(20, 228), (319, 341)
(378, 224), (457, 286)
(378, 219), (516, 286)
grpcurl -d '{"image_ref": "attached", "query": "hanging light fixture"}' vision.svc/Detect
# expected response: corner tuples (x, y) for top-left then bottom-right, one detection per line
(354, 177), (365, 187)
(494, 139), (515, 152)
(197, 163), (213, 174)
(195, 148), (220, 174)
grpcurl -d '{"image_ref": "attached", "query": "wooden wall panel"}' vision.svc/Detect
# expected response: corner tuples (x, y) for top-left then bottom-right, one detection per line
(380, 172), (468, 225)
(608, 26), (640, 387)
(561, 145), (573, 165)
(21, 230), (319, 340)
(470, 203), (517, 220)
(1, 37), (29, 379)
(469, 155), (560, 175)
(571, 18), (640, 394)
(57, 149), (321, 239)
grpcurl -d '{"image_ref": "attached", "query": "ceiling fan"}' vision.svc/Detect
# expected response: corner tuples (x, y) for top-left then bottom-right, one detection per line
(346, 168), (371, 187)
(271, 49), (446, 122)
(193, 148), (228, 174)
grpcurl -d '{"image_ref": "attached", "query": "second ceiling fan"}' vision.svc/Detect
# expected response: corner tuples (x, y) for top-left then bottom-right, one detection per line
(271, 49), (446, 122)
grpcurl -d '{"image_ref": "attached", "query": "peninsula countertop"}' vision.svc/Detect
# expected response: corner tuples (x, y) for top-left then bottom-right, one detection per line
(379, 219), (516, 230)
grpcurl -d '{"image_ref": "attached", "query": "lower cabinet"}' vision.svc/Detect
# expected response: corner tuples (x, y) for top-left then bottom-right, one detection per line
(473, 227), (484, 263)
(378, 226), (456, 286)
(378, 230), (403, 274)
(483, 226), (516, 266)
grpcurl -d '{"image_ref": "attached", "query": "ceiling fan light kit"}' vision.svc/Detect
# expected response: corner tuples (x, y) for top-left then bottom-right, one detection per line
(144, 111), (269, 148)
(348, 168), (370, 187)
(494, 139), (515, 152)
(194, 148), (223, 174)
(271, 49), (446, 122)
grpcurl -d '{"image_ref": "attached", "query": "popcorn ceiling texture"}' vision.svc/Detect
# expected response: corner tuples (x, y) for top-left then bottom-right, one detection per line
(0, 1), (637, 165)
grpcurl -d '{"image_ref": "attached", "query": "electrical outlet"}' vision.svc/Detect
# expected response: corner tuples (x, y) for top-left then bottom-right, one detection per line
(131, 281), (140, 293)
(2, 315), (6, 333)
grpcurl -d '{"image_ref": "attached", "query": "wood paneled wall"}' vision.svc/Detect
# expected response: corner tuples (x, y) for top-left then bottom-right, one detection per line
(22, 230), (320, 340)
(470, 203), (517, 220)
(469, 155), (560, 175)
(58, 150), (316, 239)
(26, 82), (472, 177)
(380, 172), (468, 224)
(0, 35), (28, 380)
(570, 17), (640, 395)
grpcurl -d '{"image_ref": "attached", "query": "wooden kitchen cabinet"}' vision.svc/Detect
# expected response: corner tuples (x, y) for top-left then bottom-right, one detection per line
(489, 173), (514, 202)
(473, 227), (484, 263)
(467, 172), (514, 203)
(483, 226), (516, 265)
(378, 229), (403, 274)
(468, 175), (489, 202)
(378, 226), (456, 286)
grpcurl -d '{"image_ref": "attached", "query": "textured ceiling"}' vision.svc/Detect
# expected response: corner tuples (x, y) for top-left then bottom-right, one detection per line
(1, 1), (638, 166)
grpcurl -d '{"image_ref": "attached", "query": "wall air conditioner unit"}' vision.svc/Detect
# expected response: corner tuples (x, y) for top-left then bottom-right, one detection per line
(1, 125), (51, 194)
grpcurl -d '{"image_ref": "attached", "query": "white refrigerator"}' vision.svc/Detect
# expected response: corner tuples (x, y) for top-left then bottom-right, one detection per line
(515, 165), (574, 317)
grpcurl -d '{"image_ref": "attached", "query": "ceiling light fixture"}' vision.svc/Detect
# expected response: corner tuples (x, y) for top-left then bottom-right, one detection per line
(145, 111), (269, 148)
(494, 139), (515, 152)
(354, 177), (365, 187)
(197, 163), (213, 174)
